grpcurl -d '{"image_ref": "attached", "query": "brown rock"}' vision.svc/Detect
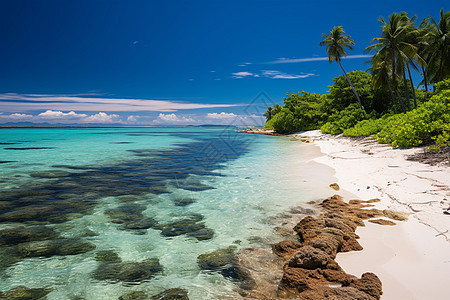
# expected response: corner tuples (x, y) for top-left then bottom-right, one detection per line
(329, 183), (340, 191)
(324, 286), (373, 299)
(383, 209), (408, 221)
(368, 219), (396, 226)
(287, 246), (332, 270)
(348, 272), (383, 299)
(272, 240), (302, 259)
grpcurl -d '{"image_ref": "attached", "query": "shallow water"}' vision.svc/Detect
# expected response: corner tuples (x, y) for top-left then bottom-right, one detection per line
(0, 127), (333, 299)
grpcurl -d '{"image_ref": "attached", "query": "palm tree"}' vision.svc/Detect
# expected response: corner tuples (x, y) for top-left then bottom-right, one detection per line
(320, 26), (363, 110)
(366, 12), (424, 112)
(421, 9), (450, 88)
(368, 52), (397, 113)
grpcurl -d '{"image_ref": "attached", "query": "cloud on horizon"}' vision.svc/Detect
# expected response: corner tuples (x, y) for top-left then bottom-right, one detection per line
(267, 55), (371, 64)
(0, 93), (239, 113)
(0, 110), (122, 124)
(0, 109), (266, 126)
(262, 70), (315, 79)
(232, 70), (315, 79)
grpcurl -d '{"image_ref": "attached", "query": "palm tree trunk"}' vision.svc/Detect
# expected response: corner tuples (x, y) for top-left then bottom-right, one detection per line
(338, 59), (363, 110)
(421, 65), (428, 92)
(395, 88), (406, 113)
(402, 67), (411, 111)
(385, 74), (396, 114)
(406, 64), (417, 109)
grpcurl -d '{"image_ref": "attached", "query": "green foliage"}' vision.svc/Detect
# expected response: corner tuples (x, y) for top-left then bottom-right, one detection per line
(342, 79), (449, 148)
(264, 117), (275, 129)
(270, 108), (301, 133)
(321, 103), (368, 134)
(343, 118), (386, 137)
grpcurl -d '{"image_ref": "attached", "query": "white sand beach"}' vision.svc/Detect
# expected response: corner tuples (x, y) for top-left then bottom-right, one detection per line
(298, 130), (450, 300)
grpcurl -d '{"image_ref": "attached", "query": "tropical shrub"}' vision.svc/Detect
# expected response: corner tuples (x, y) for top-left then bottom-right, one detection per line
(321, 103), (369, 134)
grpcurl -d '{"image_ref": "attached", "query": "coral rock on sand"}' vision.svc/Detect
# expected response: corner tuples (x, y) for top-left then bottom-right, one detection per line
(369, 219), (396, 226)
(329, 183), (340, 191)
(0, 285), (51, 300)
(274, 195), (385, 299)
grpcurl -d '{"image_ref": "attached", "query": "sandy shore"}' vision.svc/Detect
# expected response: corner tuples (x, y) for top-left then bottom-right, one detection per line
(297, 130), (450, 300)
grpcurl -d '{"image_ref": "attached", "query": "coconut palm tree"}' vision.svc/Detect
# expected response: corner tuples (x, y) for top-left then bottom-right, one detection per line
(368, 51), (397, 113)
(320, 26), (363, 110)
(366, 12), (424, 112)
(421, 9), (450, 88)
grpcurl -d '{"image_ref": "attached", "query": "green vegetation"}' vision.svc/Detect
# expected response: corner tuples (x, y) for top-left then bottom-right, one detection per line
(264, 9), (449, 150)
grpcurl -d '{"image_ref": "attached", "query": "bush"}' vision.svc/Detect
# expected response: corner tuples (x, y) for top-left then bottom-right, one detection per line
(343, 118), (385, 137)
(271, 108), (301, 133)
(376, 91), (449, 147)
(321, 103), (368, 134)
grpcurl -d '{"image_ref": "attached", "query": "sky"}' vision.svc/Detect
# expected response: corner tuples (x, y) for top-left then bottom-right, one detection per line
(0, 0), (446, 126)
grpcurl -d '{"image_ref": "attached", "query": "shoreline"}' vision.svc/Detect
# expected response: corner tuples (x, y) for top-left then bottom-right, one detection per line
(297, 130), (450, 299)
(236, 129), (450, 299)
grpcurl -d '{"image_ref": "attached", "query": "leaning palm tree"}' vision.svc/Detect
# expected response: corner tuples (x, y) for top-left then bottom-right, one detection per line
(421, 9), (450, 88)
(320, 26), (363, 109)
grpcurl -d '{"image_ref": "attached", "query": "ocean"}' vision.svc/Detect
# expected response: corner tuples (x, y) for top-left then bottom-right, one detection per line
(0, 127), (333, 299)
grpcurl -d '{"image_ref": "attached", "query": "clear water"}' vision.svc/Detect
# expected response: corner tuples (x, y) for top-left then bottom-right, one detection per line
(0, 127), (333, 299)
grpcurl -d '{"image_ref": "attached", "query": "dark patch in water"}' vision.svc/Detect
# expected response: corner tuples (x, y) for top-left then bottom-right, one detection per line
(0, 142), (19, 145)
(110, 141), (133, 144)
(0, 132), (251, 228)
(4, 147), (56, 150)
(0, 161), (16, 164)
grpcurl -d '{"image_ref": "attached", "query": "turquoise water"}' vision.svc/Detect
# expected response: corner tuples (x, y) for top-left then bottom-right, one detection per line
(0, 127), (333, 299)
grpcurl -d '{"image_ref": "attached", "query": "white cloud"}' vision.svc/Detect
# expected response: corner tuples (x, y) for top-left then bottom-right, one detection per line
(0, 93), (239, 113)
(38, 110), (87, 119)
(262, 70), (315, 79)
(267, 55), (371, 64)
(127, 115), (138, 123)
(210, 70), (216, 73)
(84, 112), (120, 123)
(8, 113), (33, 119)
(206, 112), (237, 119)
(153, 113), (196, 124)
(232, 71), (256, 78)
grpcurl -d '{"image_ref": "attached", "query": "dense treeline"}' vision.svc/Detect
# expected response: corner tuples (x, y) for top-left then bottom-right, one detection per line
(264, 9), (449, 149)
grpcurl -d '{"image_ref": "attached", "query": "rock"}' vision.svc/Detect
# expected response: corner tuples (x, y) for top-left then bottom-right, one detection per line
(120, 218), (158, 230)
(150, 288), (189, 300)
(348, 272), (383, 299)
(272, 240), (302, 259)
(323, 286), (372, 300)
(157, 215), (208, 239)
(186, 227), (214, 241)
(293, 216), (325, 242)
(197, 246), (237, 270)
(329, 183), (340, 191)
(95, 250), (121, 263)
(287, 246), (332, 270)
(16, 238), (96, 258)
(383, 209), (408, 221)
(276, 195), (384, 299)
(79, 229), (99, 237)
(30, 171), (71, 178)
(0, 226), (59, 246)
(307, 232), (343, 259)
(119, 290), (148, 300)
(173, 198), (196, 206)
(161, 222), (205, 237)
(155, 214), (204, 230)
(0, 285), (51, 300)
(368, 219), (396, 226)
(92, 258), (162, 283)
(289, 206), (315, 215)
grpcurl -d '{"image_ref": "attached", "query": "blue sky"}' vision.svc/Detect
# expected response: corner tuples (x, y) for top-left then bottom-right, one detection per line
(0, 0), (446, 125)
